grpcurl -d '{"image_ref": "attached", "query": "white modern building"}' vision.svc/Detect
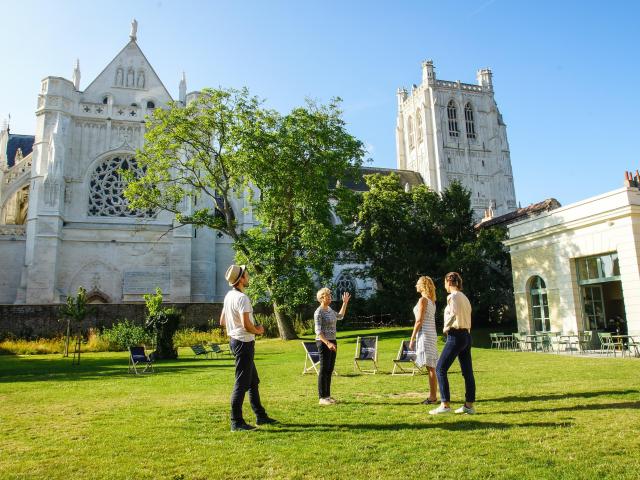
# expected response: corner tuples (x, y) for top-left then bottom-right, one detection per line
(505, 183), (640, 336)
(396, 60), (517, 219)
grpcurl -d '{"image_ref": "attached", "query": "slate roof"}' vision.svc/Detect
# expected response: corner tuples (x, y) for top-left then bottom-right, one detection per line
(475, 198), (561, 229)
(6, 134), (35, 168)
(338, 166), (424, 192)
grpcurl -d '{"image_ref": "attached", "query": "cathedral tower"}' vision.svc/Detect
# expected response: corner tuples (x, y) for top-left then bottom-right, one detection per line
(396, 60), (517, 218)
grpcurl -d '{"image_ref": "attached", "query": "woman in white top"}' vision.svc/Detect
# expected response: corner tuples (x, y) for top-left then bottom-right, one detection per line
(429, 271), (476, 416)
(409, 276), (439, 405)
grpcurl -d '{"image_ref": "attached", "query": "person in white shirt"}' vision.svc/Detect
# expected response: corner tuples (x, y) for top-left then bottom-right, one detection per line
(220, 264), (277, 431)
(429, 272), (476, 416)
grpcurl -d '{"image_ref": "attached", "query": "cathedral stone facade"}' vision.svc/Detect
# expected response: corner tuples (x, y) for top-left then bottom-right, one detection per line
(396, 60), (517, 218)
(0, 26), (516, 306)
(0, 24), (368, 305)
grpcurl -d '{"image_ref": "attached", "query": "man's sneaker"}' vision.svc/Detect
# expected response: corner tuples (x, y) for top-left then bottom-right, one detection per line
(328, 397), (337, 404)
(231, 423), (256, 432)
(455, 405), (476, 415)
(319, 397), (333, 406)
(428, 405), (452, 415)
(256, 416), (278, 425)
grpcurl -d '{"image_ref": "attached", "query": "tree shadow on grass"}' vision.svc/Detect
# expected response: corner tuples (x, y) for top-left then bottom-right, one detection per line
(0, 355), (235, 384)
(259, 420), (572, 433)
(493, 400), (640, 415)
(483, 389), (639, 402)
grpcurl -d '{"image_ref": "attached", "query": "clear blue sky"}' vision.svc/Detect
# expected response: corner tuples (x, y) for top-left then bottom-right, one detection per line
(3, 0), (638, 208)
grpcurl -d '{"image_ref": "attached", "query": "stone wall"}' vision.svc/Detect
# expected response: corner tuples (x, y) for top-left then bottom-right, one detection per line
(0, 302), (223, 339)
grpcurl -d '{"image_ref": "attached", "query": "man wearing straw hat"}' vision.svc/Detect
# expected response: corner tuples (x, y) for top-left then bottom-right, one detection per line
(220, 264), (277, 431)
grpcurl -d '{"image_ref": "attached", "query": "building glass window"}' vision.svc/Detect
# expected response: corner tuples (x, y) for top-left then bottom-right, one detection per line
(576, 253), (620, 285)
(465, 103), (476, 139)
(447, 100), (459, 137)
(529, 276), (550, 332)
(416, 111), (423, 143)
(88, 155), (157, 218)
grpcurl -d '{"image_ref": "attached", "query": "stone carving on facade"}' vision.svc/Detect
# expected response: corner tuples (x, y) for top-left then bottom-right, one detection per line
(44, 113), (69, 207)
(137, 70), (145, 88)
(126, 68), (134, 87)
(87, 155), (156, 218)
(115, 67), (124, 86)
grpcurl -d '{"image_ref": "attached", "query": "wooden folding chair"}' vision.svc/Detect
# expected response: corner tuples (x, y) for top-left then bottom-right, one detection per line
(354, 336), (378, 374)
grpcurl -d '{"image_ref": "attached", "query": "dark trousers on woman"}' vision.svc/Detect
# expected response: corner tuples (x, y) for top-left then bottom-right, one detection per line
(230, 338), (267, 427)
(316, 340), (337, 398)
(436, 329), (476, 403)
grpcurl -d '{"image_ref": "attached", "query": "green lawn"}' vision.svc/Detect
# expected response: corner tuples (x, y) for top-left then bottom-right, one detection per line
(1, 328), (639, 480)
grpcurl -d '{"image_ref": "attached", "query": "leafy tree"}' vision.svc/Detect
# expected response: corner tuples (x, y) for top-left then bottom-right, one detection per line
(143, 288), (181, 359)
(124, 88), (364, 339)
(59, 286), (89, 357)
(353, 174), (514, 325)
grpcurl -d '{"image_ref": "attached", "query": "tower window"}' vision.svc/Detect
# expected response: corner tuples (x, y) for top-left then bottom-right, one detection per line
(465, 103), (476, 139)
(416, 111), (423, 143)
(102, 97), (108, 104)
(447, 100), (459, 138)
(146, 101), (155, 109)
(407, 116), (414, 150)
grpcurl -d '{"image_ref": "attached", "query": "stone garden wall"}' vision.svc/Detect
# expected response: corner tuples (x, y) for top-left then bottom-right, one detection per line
(0, 303), (223, 338)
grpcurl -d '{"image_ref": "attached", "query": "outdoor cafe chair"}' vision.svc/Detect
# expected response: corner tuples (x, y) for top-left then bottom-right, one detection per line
(354, 336), (379, 374)
(392, 340), (426, 376)
(597, 332), (618, 356)
(578, 331), (593, 354)
(128, 346), (154, 375)
(190, 344), (211, 359)
(490, 333), (505, 349)
(627, 337), (640, 358)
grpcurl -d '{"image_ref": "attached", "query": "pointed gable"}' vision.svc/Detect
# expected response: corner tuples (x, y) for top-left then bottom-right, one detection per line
(82, 40), (173, 106)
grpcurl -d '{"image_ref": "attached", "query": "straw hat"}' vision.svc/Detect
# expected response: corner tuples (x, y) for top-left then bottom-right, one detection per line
(225, 264), (246, 286)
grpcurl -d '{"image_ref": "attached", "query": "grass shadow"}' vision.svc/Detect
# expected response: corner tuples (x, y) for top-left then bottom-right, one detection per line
(484, 389), (639, 402)
(494, 400), (640, 414)
(0, 355), (235, 383)
(260, 420), (572, 433)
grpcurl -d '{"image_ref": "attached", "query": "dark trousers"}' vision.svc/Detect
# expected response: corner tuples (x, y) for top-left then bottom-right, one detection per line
(436, 330), (476, 403)
(317, 340), (337, 398)
(230, 339), (267, 426)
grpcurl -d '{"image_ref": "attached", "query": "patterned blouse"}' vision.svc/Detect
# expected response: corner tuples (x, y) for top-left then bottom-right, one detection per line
(314, 307), (343, 341)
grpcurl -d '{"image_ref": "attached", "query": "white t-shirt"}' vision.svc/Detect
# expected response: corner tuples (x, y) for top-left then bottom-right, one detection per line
(222, 289), (255, 342)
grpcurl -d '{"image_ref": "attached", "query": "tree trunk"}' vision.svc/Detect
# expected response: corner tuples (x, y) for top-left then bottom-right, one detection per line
(273, 303), (298, 340)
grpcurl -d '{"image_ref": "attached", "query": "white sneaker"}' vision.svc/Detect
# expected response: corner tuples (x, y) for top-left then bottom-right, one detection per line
(428, 405), (452, 415)
(319, 397), (333, 406)
(328, 397), (337, 404)
(455, 405), (476, 415)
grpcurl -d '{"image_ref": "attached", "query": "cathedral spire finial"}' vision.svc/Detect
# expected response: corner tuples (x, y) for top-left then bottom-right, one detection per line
(130, 18), (138, 41)
(179, 72), (187, 104)
(72, 58), (81, 90)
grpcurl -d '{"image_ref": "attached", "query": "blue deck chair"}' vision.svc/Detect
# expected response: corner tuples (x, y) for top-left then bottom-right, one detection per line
(128, 346), (154, 374)
(301, 341), (339, 376)
(354, 336), (379, 374)
(392, 340), (425, 376)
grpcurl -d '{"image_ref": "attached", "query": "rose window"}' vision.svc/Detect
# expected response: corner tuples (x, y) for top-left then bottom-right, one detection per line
(88, 156), (156, 217)
(335, 273), (356, 300)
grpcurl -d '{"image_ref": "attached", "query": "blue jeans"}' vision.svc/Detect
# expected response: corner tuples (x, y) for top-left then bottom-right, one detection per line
(436, 330), (476, 403)
(230, 339), (267, 426)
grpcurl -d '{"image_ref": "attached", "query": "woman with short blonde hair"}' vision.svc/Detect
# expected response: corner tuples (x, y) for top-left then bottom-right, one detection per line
(314, 287), (351, 405)
(409, 276), (439, 405)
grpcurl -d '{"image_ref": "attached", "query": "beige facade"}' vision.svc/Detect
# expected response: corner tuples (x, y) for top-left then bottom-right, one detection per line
(505, 187), (640, 336)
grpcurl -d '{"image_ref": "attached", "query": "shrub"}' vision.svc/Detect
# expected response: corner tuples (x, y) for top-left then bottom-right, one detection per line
(0, 337), (66, 355)
(293, 315), (314, 336)
(173, 327), (226, 347)
(101, 320), (152, 351)
(254, 314), (280, 338)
